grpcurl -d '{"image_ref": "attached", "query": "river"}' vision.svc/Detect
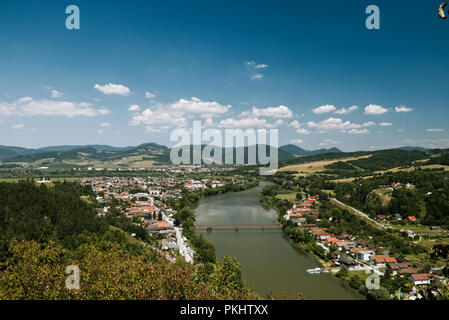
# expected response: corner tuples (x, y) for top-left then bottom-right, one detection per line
(195, 181), (364, 300)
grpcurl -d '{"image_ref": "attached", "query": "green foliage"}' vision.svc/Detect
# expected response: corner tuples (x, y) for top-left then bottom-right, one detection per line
(0, 240), (257, 300)
(334, 170), (449, 227)
(0, 180), (107, 255)
(336, 265), (349, 279)
(349, 274), (363, 290)
(0, 180), (259, 300)
(366, 287), (390, 300)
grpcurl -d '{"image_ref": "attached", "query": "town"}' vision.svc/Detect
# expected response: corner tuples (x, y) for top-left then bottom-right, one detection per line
(79, 174), (234, 264)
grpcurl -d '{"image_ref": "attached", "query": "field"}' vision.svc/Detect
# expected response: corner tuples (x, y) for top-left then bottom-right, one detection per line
(275, 193), (298, 201)
(331, 176), (374, 183)
(389, 223), (449, 249)
(374, 164), (449, 174)
(279, 155), (372, 176)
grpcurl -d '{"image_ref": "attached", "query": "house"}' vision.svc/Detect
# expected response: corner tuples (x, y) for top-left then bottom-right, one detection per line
(398, 267), (421, 275)
(394, 214), (402, 221)
(387, 262), (411, 275)
(409, 273), (432, 285)
(326, 237), (338, 246)
(330, 250), (341, 259)
(147, 221), (174, 232)
(430, 226), (441, 231)
(376, 215), (387, 221)
(407, 216), (417, 222)
(357, 250), (375, 261)
(339, 254), (356, 266)
(370, 255), (396, 267)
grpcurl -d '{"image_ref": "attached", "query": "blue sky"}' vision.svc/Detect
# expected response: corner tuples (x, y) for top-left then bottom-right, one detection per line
(0, 0), (448, 151)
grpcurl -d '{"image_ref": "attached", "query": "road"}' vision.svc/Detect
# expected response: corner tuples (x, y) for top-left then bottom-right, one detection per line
(330, 198), (387, 230)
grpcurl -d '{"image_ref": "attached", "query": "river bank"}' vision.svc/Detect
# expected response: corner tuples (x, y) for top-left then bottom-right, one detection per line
(194, 182), (364, 299)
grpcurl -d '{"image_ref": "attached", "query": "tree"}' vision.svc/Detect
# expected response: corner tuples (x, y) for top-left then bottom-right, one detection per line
(336, 265), (349, 279)
(366, 287), (390, 300)
(349, 274), (363, 290)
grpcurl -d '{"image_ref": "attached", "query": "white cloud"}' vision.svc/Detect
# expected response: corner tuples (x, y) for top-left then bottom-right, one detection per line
(320, 139), (340, 147)
(426, 128), (444, 132)
(12, 124), (24, 129)
(395, 105), (413, 113)
(128, 104), (140, 111)
(379, 122), (392, 126)
(250, 73), (263, 80)
(51, 90), (62, 98)
(365, 104), (388, 115)
(363, 121), (377, 127)
(334, 105), (358, 115)
(145, 92), (156, 99)
(203, 118), (215, 128)
(312, 105), (336, 114)
(169, 97), (231, 117)
(0, 97), (110, 118)
(347, 128), (370, 134)
(246, 61), (268, 80)
(129, 107), (187, 128)
(100, 122), (111, 127)
(94, 83), (131, 96)
(255, 64), (269, 69)
(307, 117), (362, 131)
(240, 105), (293, 118)
(129, 97), (232, 131)
(289, 120), (310, 134)
(98, 108), (110, 115)
(97, 129), (104, 134)
(290, 139), (303, 144)
(145, 127), (163, 133)
(218, 117), (283, 128)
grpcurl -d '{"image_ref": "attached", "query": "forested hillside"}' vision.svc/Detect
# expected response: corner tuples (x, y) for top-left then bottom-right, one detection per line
(0, 181), (257, 299)
(333, 170), (449, 227)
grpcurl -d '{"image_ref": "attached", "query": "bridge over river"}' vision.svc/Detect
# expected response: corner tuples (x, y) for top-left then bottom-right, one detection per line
(194, 224), (281, 231)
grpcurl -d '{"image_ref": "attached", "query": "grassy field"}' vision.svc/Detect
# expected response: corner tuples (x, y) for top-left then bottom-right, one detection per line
(275, 193), (298, 201)
(331, 176), (374, 183)
(389, 223), (449, 249)
(374, 164), (449, 174)
(279, 155), (372, 177)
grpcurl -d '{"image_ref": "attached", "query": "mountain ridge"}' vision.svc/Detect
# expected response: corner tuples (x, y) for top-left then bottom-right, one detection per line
(0, 142), (440, 168)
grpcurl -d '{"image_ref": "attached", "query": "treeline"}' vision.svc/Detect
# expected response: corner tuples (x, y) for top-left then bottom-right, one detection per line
(323, 149), (427, 177)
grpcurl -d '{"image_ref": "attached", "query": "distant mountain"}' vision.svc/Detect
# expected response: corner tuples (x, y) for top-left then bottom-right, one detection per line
(0, 146), (37, 160)
(280, 144), (342, 157)
(399, 146), (430, 152)
(0, 142), (441, 170)
(37, 145), (134, 153)
(177, 144), (295, 164)
(0, 143), (171, 167)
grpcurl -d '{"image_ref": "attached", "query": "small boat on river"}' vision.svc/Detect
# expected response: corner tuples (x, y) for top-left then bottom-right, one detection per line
(306, 267), (330, 274)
